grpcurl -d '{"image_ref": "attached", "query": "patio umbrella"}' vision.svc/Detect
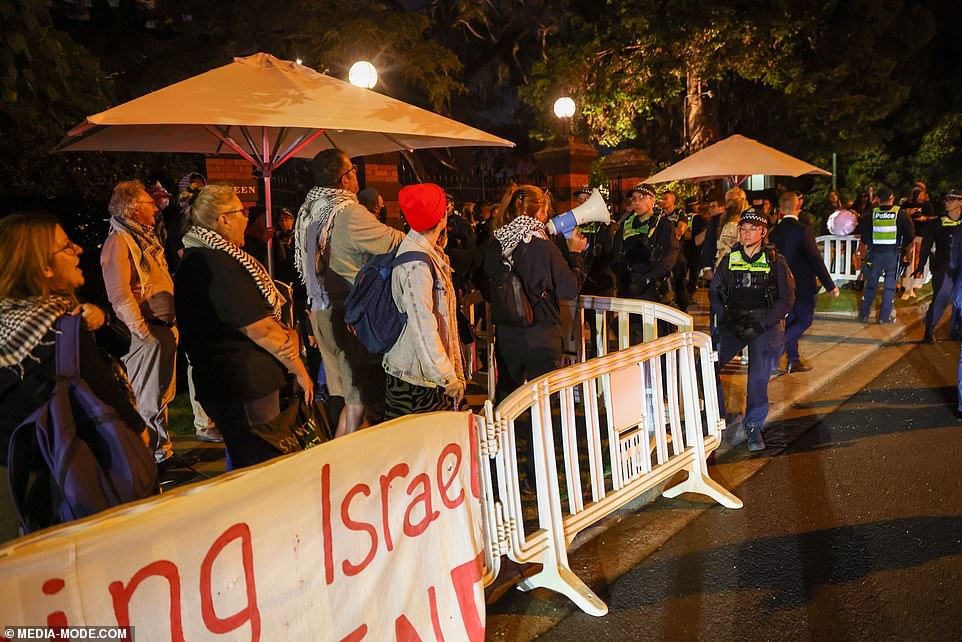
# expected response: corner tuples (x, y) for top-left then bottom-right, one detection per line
(642, 134), (830, 185)
(56, 52), (514, 272)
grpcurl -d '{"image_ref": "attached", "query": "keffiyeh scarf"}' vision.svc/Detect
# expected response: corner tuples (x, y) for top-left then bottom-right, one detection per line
(294, 187), (357, 309)
(0, 295), (75, 371)
(109, 215), (167, 275)
(493, 215), (549, 265)
(182, 226), (285, 322)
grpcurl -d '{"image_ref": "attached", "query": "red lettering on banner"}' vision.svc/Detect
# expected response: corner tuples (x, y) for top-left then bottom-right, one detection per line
(437, 444), (464, 510)
(427, 585), (446, 642)
(42, 578), (68, 627)
(109, 560), (185, 642)
(341, 483), (378, 577)
(403, 473), (439, 538)
(200, 523), (261, 642)
(450, 554), (485, 642)
(321, 463), (335, 585)
(394, 615), (423, 641)
(339, 624), (369, 642)
(379, 463), (410, 552)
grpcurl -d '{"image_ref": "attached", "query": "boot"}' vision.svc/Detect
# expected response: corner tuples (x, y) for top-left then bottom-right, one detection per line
(923, 327), (935, 344)
(745, 424), (765, 451)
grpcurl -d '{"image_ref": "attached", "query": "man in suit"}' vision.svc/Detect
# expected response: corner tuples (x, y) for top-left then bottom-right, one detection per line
(770, 191), (840, 372)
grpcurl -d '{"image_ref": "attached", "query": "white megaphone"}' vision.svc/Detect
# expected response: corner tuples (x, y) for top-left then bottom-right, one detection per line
(547, 188), (612, 237)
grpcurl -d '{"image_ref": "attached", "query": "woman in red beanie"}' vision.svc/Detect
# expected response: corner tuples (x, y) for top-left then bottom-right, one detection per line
(382, 183), (466, 418)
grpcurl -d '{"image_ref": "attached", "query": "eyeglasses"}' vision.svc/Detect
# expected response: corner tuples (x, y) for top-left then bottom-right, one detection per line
(134, 199), (158, 207)
(222, 208), (248, 218)
(338, 165), (358, 183)
(53, 240), (81, 257)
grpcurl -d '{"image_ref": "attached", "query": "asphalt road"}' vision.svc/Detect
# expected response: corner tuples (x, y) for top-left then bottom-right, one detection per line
(524, 338), (962, 641)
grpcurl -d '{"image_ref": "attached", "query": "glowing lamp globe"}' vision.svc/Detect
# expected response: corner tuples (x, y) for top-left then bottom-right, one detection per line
(553, 96), (576, 119)
(349, 61), (378, 89)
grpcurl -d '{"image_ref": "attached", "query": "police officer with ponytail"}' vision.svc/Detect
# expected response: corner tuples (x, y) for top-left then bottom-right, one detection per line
(711, 208), (795, 450)
(856, 187), (915, 323)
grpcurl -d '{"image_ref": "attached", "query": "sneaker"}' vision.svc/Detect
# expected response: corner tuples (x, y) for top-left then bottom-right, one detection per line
(745, 424), (765, 451)
(856, 315), (869, 323)
(787, 359), (812, 373)
(923, 328), (935, 344)
(195, 425), (224, 443)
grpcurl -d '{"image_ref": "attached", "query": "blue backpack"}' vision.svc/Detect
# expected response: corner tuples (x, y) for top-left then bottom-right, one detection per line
(7, 315), (159, 534)
(344, 248), (436, 354)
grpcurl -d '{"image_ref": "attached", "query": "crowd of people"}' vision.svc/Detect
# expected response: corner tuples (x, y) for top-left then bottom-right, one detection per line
(3, 143), (962, 541)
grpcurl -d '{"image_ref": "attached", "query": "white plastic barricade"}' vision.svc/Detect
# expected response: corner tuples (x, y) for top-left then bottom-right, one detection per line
(479, 331), (740, 616)
(816, 234), (860, 283)
(0, 413), (488, 642)
(482, 297), (693, 400)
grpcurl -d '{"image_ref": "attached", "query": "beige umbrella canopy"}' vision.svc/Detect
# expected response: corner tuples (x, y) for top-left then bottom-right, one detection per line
(643, 134), (830, 184)
(57, 52), (514, 158)
(57, 52), (513, 272)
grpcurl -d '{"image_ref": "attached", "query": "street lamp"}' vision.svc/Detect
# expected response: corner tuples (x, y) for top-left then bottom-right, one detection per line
(349, 60), (378, 89)
(553, 96), (576, 119)
(553, 96), (576, 140)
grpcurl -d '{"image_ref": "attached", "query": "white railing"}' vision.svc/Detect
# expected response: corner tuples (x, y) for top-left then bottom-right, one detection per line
(816, 234), (931, 288)
(464, 295), (694, 401)
(816, 234), (860, 283)
(477, 331), (741, 616)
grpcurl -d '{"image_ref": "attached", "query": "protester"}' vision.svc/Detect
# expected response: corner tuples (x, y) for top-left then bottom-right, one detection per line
(272, 207), (298, 286)
(101, 180), (177, 466)
(0, 213), (150, 543)
(711, 208), (796, 450)
(482, 184), (587, 401)
(296, 149), (403, 437)
(175, 184), (313, 469)
(382, 183), (465, 418)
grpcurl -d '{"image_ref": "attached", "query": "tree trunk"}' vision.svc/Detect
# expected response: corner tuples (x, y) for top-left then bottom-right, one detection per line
(685, 71), (719, 154)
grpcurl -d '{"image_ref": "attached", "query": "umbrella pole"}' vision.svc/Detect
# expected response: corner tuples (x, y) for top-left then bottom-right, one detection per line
(262, 128), (275, 277)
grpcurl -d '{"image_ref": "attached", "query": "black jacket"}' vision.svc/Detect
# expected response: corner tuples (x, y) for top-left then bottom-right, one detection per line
(770, 216), (836, 298)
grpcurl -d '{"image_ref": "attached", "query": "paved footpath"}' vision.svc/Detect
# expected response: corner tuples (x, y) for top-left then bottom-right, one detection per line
(514, 323), (962, 641)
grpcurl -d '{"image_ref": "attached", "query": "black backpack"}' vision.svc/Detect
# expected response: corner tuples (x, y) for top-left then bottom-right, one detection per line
(484, 241), (543, 327)
(7, 315), (159, 534)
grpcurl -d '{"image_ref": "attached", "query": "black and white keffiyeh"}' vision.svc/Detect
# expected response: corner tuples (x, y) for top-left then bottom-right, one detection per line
(109, 215), (167, 275)
(182, 226), (285, 322)
(0, 295), (74, 371)
(294, 187), (357, 308)
(492, 215), (548, 265)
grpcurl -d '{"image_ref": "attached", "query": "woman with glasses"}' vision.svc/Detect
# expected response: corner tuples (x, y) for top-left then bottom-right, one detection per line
(0, 213), (151, 542)
(101, 179), (178, 468)
(175, 184), (313, 469)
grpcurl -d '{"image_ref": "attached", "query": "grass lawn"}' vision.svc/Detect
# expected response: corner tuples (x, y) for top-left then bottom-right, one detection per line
(816, 281), (932, 315)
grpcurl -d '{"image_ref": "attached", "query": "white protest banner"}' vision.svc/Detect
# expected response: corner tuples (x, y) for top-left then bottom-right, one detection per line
(0, 411), (485, 642)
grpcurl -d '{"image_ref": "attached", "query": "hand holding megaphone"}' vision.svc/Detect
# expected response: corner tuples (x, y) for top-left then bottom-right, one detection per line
(547, 188), (611, 238)
(566, 228), (588, 254)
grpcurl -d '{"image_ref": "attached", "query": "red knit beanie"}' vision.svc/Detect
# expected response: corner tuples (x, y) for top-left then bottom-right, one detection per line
(399, 183), (446, 232)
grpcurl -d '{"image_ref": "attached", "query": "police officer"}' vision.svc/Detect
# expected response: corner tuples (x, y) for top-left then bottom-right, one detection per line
(710, 208), (796, 450)
(921, 189), (962, 342)
(611, 184), (678, 304)
(661, 190), (692, 312)
(857, 187), (915, 323)
(576, 186), (617, 297)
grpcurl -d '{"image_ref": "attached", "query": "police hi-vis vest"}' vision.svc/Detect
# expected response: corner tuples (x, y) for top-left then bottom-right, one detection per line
(871, 205), (900, 245)
(726, 249), (777, 310)
(940, 215), (961, 228)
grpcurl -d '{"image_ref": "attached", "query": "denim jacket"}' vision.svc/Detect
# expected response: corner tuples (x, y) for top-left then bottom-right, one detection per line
(382, 231), (464, 390)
